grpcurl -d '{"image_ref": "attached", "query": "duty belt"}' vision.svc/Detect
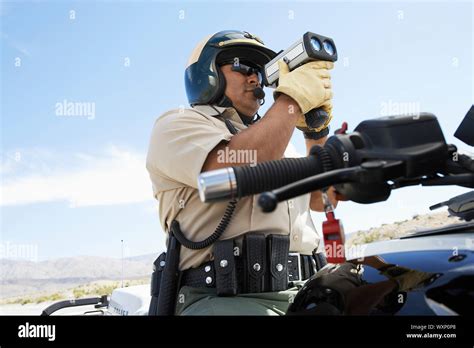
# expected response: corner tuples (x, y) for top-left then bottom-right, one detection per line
(179, 233), (327, 295)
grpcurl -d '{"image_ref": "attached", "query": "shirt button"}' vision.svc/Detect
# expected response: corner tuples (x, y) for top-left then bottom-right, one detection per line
(288, 200), (294, 209)
(292, 234), (299, 241)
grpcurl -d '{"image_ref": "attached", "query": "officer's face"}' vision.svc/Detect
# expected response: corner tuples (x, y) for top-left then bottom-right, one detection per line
(220, 64), (261, 117)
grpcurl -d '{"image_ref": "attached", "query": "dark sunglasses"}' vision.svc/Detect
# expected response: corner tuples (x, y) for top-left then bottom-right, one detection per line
(231, 63), (263, 83)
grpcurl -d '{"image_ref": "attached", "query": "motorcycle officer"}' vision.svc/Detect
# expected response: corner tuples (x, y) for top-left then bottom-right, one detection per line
(146, 30), (341, 315)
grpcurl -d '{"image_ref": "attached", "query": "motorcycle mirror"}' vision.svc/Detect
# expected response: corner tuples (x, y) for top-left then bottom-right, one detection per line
(430, 190), (474, 221)
(454, 105), (474, 146)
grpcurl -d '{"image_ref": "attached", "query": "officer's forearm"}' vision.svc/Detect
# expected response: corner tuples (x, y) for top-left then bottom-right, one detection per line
(305, 137), (339, 211)
(201, 95), (300, 172)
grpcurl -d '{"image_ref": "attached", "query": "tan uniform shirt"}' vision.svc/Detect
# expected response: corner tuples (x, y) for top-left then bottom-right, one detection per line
(146, 105), (322, 270)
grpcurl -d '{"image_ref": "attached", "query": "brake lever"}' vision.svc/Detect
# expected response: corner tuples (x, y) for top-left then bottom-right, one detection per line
(258, 160), (408, 212)
(390, 175), (438, 189)
(421, 173), (474, 188)
(258, 167), (363, 213)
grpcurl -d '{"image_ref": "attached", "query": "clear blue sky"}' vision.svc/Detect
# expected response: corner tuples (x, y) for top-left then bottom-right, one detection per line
(1, 0), (472, 261)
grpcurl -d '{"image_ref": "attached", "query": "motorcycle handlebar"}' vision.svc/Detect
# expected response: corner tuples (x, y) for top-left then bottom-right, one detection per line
(198, 147), (330, 203)
(198, 114), (474, 206)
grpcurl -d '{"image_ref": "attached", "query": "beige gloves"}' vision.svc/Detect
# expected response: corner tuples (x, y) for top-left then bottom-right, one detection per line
(379, 265), (436, 292)
(274, 60), (334, 136)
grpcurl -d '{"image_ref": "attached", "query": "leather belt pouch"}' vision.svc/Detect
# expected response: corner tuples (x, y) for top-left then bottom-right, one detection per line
(213, 239), (238, 296)
(243, 233), (267, 293)
(267, 234), (290, 291)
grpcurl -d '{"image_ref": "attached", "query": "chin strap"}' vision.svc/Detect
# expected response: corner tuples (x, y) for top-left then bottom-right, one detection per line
(215, 93), (261, 126)
(216, 94), (234, 108)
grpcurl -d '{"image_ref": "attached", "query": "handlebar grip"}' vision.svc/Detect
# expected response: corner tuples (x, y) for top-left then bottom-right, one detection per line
(198, 146), (335, 203)
(233, 155), (323, 199)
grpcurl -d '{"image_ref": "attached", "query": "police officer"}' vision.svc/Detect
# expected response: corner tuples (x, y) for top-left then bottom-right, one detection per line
(146, 30), (340, 315)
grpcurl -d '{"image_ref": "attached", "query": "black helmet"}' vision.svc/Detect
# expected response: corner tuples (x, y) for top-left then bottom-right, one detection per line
(184, 30), (277, 107)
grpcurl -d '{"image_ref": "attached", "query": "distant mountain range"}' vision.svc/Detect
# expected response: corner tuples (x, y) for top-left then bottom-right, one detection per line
(0, 253), (159, 299)
(347, 211), (461, 245)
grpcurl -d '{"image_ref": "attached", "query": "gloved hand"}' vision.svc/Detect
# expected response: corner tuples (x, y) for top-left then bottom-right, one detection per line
(379, 264), (436, 292)
(274, 59), (333, 116)
(295, 100), (333, 138)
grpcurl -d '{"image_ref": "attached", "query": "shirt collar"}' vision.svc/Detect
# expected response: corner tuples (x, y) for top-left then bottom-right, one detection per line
(192, 105), (248, 126)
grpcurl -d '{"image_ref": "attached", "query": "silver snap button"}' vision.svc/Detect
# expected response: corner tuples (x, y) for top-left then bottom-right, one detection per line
(204, 265), (211, 273)
(220, 259), (228, 268)
(276, 263), (284, 272)
(159, 261), (166, 267)
(205, 277), (213, 285)
(253, 263), (261, 272)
